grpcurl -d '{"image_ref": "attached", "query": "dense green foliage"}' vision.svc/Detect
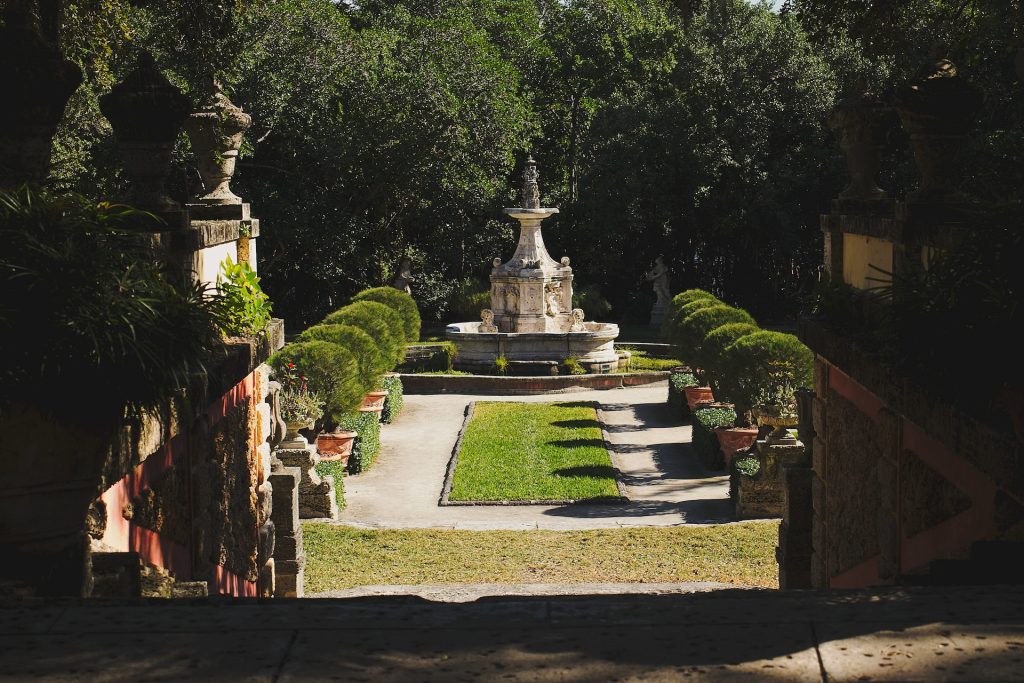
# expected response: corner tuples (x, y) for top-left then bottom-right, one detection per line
(37, 0), (1024, 329)
(299, 323), (387, 391)
(675, 305), (756, 367)
(667, 370), (700, 417)
(380, 374), (404, 424)
(701, 322), (760, 388)
(0, 188), (225, 424)
(270, 340), (364, 416)
(352, 287), (420, 343)
(335, 410), (381, 474)
(324, 301), (404, 368)
(719, 330), (814, 414)
(314, 458), (347, 508)
(449, 402), (621, 502)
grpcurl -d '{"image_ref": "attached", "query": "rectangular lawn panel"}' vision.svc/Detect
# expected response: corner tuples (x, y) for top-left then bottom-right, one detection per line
(447, 401), (620, 503)
(303, 523), (780, 592)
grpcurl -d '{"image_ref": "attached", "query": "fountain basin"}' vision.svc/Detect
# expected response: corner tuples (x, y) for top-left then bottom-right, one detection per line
(446, 321), (620, 374)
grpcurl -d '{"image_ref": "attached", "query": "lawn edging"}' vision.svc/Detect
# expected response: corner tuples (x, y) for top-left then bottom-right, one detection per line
(439, 400), (629, 506)
(402, 371), (668, 395)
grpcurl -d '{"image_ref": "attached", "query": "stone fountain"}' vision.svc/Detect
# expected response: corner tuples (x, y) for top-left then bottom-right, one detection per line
(446, 157), (620, 374)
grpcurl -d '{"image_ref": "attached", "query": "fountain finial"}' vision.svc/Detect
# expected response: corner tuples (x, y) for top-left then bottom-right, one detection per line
(521, 154), (541, 209)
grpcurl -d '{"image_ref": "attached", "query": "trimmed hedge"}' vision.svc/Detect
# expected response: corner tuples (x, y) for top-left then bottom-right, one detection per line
(720, 330), (813, 414)
(666, 297), (723, 348)
(662, 289), (720, 340)
(692, 405), (737, 470)
(337, 410), (382, 474)
(381, 374), (404, 424)
(299, 323), (387, 391)
(702, 322), (760, 390)
(325, 300), (405, 368)
(677, 305), (756, 367)
(270, 341), (365, 416)
(353, 287), (421, 343)
(314, 459), (347, 508)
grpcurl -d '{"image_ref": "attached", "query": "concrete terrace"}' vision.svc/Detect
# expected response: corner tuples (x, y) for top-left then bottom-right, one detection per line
(338, 382), (734, 530)
(2, 586), (1023, 681)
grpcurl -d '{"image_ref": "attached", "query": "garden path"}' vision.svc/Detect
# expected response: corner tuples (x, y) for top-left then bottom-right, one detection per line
(336, 382), (734, 530)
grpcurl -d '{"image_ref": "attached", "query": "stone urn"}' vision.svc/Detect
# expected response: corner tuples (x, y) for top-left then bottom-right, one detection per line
(893, 58), (982, 202)
(281, 419), (314, 450)
(752, 405), (799, 445)
(0, 6), (83, 187)
(684, 386), (715, 412)
(99, 52), (192, 213)
(184, 81), (252, 205)
(715, 426), (760, 468)
(829, 90), (888, 201)
(316, 430), (357, 467)
(359, 390), (388, 416)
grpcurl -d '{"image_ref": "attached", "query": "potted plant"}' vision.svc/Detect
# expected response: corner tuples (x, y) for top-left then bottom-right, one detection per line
(702, 322), (762, 465)
(275, 362), (325, 450)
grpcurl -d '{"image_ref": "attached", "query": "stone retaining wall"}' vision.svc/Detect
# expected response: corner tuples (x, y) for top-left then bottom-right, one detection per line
(400, 372), (668, 395)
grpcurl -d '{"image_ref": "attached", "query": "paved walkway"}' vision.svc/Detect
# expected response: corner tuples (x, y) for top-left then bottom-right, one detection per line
(4, 586), (1023, 681)
(338, 382), (733, 529)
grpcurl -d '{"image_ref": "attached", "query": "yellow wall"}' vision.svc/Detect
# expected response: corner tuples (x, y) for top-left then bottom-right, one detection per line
(842, 233), (894, 291)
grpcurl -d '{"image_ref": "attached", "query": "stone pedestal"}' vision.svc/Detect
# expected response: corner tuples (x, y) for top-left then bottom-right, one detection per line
(735, 439), (807, 520)
(269, 465), (305, 598)
(649, 301), (667, 328)
(778, 465), (814, 589)
(176, 202), (260, 291)
(275, 447), (338, 520)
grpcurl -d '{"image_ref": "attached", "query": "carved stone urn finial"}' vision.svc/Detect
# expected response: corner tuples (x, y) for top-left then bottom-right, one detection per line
(829, 84), (888, 202)
(893, 56), (982, 201)
(521, 154), (541, 209)
(184, 77), (252, 205)
(0, 5), (83, 187)
(99, 51), (192, 213)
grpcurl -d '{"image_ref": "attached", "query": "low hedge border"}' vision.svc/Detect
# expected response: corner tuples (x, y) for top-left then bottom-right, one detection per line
(336, 410), (382, 475)
(314, 459), (347, 509)
(381, 374), (404, 424)
(692, 405), (737, 470)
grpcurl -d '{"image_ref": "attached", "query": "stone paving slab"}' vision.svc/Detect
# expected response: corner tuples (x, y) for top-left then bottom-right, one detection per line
(310, 581), (734, 601)
(3, 586), (1024, 681)
(338, 383), (733, 530)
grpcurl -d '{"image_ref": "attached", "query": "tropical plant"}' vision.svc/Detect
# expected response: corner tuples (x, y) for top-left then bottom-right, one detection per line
(217, 257), (272, 337)
(0, 188), (225, 425)
(352, 286), (420, 343)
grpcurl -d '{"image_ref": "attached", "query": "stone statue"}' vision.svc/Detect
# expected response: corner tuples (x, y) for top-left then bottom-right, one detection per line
(492, 257), (502, 270)
(560, 256), (570, 267)
(569, 308), (586, 332)
(645, 256), (671, 306)
(479, 309), (498, 333)
(545, 282), (560, 318)
(391, 257), (415, 295)
(522, 155), (541, 209)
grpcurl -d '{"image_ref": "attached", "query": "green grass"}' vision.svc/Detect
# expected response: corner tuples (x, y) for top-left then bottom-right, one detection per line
(448, 402), (620, 502)
(303, 523), (780, 592)
(617, 347), (682, 373)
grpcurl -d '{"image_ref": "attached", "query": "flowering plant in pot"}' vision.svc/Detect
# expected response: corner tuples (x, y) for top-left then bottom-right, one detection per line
(275, 362), (324, 449)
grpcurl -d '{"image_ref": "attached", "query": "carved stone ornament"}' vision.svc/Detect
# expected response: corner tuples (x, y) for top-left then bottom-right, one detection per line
(521, 155), (541, 209)
(100, 51), (192, 212)
(492, 257), (502, 269)
(893, 58), (982, 201)
(829, 91), (888, 201)
(569, 308), (586, 332)
(0, 6), (83, 186)
(560, 256), (570, 267)
(184, 79), (252, 205)
(479, 309), (498, 333)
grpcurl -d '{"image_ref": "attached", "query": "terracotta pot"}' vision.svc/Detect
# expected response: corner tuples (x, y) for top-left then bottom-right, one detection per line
(316, 430), (357, 466)
(684, 386), (714, 412)
(715, 426), (759, 468)
(359, 390), (388, 415)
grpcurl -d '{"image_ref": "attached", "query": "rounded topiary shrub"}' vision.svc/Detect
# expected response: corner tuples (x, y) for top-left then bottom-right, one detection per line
(720, 330), (814, 414)
(270, 341), (366, 416)
(662, 289), (721, 340)
(325, 301), (404, 368)
(700, 322), (761, 392)
(353, 287), (420, 343)
(676, 305), (755, 369)
(299, 324), (387, 392)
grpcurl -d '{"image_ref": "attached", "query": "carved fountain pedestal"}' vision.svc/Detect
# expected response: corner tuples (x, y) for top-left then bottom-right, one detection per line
(446, 157), (619, 374)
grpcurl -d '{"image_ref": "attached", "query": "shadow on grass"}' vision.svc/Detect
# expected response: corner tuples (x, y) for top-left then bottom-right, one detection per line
(553, 401), (599, 409)
(551, 419), (602, 430)
(552, 465), (617, 479)
(547, 438), (606, 449)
